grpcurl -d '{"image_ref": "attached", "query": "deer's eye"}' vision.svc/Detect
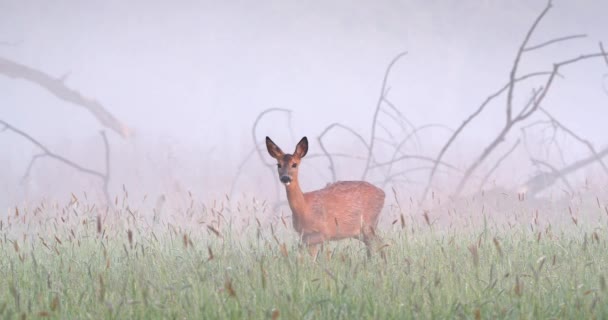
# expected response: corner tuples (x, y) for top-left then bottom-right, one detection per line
(291, 163), (298, 168)
(277, 163), (282, 169)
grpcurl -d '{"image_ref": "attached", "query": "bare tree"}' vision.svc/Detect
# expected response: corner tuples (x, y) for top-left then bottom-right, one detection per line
(423, 0), (608, 198)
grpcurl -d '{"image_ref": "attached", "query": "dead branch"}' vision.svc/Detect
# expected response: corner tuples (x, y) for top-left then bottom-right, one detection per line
(528, 145), (608, 196)
(421, 71), (551, 200)
(524, 159), (572, 197)
(506, 1), (553, 123)
(477, 139), (521, 192)
(600, 42), (608, 96)
(1, 119), (112, 205)
(361, 51), (408, 180)
(242, 108), (293, 202)
(0, 57), (130, 138)
(447, 1), (607, 196)
(539, 108), (608, 175)
(318, 123), (370, 182)
(523, 34), (586, 52)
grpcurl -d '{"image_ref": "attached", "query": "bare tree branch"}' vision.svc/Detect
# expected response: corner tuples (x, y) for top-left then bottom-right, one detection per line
(539, 107), (608, 175)
(361, 51), (408, 180)
(1, 119), (112, 205)
(477, 139), (521, 192)
(318, 123), (370, 182)
(523, 34), (587, 52)
(449, 1), (608, 196)
(506, 0), (552, 123)
(599, 42), (608, 66)
(523, 145), (608, 197)
(251, 108), (292, 201)
(0, 56), (131, 138)
(421, 71), (550, 200)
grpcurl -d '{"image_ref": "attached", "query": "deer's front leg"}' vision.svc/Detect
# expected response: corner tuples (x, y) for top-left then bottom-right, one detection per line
(302, 232), (325, 261)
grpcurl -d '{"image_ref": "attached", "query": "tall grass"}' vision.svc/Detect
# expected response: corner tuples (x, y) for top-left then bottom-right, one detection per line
(1, 191), (607, 319)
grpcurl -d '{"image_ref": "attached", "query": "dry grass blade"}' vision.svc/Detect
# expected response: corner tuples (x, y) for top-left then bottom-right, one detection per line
(207, 246), (214, 261)
(207, 225), (223, 238)
(514, 276), (524, 297)
(127, 229), (133, 248)
(279, 243), (288, 257)
(468, 244), (479, 267)
(50, 295), (59, 311)
(493, 237), (503, 257)
(225, 277), (237, 298)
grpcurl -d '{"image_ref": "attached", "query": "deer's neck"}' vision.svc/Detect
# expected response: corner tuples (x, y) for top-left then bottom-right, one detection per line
(285, 178), (308, 217)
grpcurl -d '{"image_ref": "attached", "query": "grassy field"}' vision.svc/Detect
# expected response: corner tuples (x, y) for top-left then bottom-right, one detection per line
(1, 192), (607, 319)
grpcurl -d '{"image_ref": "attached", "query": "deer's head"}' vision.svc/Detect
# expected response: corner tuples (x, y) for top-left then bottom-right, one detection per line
(265, 136), (308, 186)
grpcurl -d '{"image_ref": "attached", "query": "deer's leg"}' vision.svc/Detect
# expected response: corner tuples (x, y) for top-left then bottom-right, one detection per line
(361, 226), (382, 258)
(302, 232), (325, 261)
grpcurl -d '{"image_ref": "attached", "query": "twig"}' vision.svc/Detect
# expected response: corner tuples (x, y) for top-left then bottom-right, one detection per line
(523, 34), (587, 52)
(599, 42), (608, 66)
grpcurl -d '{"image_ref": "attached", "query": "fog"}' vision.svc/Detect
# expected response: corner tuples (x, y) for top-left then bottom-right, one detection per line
(1, 1), (607, 211)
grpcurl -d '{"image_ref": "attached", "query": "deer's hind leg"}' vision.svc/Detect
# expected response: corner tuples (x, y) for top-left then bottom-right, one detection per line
(361, 225), (383, 258)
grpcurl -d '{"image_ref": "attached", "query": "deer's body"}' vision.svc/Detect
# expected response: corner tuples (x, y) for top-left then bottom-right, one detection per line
(266, 136), (385, 258)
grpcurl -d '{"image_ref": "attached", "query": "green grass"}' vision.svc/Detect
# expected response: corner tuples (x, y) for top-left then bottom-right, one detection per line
(1, 194), (607, 319)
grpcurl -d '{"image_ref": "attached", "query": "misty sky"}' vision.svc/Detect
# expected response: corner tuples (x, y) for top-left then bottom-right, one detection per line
(1, 1), (607, 206)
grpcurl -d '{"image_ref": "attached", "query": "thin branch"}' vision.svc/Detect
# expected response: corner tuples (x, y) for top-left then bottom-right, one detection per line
(22, 153), (46, 180)
(372, 154), (460, 171)
(528, 158), (574, 194)
(454, 87), (542, 194)
(506, 0), (552, 123)
(382, 166), (441, 186)
(1, 119), (111, 205)
(100, 131), (111, 205)
(0, 57), (131, 138)
(599, 42), (608, 66)
(477, 139), (521, 192)
(540, 107), (608, 175)
(453, 32), (608, 195)
(383, 123), (453, 182)
(523, 34), (587, 52)
(318, 123), (370, 182)
(421, 71), (551, 200)
(361, 51), (408, 180)
(251, 108), (292, 201)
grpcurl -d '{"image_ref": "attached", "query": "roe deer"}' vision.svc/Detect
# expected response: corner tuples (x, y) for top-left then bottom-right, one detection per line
(265, 136), (385, 259)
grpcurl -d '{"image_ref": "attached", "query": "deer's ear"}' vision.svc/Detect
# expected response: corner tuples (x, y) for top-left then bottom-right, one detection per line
(294, 136), (308, 159)
(266, 137), (285, 159)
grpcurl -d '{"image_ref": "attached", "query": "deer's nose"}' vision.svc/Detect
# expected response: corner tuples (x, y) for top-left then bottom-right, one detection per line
(280, 176), (292, 184)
